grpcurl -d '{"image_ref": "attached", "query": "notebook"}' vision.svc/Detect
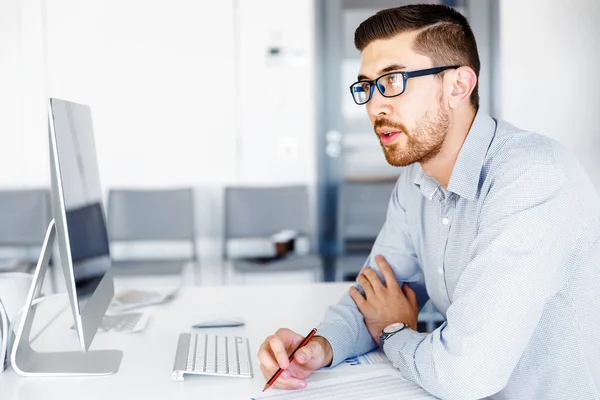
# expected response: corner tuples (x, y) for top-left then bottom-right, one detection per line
(248, 369), (436, 400)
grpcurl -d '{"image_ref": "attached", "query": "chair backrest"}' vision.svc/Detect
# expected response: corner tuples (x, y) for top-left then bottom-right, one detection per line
(107, 188), (195, 242)
(0, 189), (51, 247)
(224, 185), (311, 239)
(337, 181), (395, 254)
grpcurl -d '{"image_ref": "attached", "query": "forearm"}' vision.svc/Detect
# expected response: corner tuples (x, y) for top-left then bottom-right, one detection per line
(316, 292), (378, 367)
(382, 324), (504, 400)
(317, 263), (427, 367)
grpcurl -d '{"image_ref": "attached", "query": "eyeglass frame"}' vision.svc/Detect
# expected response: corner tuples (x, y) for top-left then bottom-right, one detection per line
(349, 66), (461, 105)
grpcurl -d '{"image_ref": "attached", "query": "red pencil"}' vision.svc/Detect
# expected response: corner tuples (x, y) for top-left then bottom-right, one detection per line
(262, 328), (317, 392)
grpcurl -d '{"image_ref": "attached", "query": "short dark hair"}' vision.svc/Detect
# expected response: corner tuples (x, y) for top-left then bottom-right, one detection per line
(355, 4), (480, 110)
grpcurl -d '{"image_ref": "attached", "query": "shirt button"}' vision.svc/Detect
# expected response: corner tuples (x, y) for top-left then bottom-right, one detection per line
(442, 217), (450, 225)
(437, 267), (444, 275)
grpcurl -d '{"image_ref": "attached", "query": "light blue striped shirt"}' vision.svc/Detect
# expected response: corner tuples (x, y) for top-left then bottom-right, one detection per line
(318, 112), (600, 399)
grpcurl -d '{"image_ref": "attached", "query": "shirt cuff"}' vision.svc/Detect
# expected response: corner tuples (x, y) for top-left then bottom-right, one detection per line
(316, 321), (356, 368)
(382, 326), (428, 377)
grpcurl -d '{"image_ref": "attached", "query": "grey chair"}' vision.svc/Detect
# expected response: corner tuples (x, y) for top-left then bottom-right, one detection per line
(0, 189), (51, 273)
(223, 185), (322, 283)
(107, 188), (197, 277)
(335, 181), (395, 281)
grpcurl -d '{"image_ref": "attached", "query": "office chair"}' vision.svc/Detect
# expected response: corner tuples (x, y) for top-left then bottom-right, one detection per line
(0, 189), (51, 274)
(223, 185), (323, 284)
(107, 188), (198, 279)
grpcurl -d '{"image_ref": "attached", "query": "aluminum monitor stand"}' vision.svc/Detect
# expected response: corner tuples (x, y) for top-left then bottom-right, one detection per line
(0, 297), (8, 373)
(10, 220), (122, 376)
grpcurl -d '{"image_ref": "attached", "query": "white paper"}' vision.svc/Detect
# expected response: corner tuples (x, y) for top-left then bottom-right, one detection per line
(315, 349), (392, 372)
(108, 289), (178, 313)
(249, 369), (436, 400)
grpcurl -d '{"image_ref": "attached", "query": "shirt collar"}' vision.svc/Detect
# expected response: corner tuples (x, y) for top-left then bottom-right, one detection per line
(447, 112), (496, 201)
(413, 112), (496, 202)
(413, 165), (440, 201)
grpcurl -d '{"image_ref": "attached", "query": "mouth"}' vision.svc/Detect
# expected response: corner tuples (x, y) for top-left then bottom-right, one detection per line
(376, 129), (403, 145)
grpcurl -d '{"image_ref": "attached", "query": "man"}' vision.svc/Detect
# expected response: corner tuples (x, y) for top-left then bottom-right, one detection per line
(258, 4), (600, 399)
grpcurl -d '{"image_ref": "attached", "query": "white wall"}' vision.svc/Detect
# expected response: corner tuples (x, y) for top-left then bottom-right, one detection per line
(0, 0), (22, 187)
(0, 0), (48, 187)
(498, 0), (600, 191)
(1, 0), (318, 260)
(237, 0), (316, 186)
(45, 0), (238, 188)
(236, 0), (318, 248)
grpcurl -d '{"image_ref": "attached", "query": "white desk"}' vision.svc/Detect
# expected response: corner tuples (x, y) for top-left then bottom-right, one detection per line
(0, 283), (432, 399)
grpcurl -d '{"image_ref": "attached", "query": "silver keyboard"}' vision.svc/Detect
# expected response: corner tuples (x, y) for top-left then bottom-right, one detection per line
(71, 312), (150, 333)
(100, 313), (141, 332)
(172, 333), (253, 381)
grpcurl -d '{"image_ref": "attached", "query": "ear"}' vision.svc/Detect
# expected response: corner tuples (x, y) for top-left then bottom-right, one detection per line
(447, 67), (477, 110)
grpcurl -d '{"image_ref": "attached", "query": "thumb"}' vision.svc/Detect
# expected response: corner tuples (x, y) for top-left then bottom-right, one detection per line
(294, 340), (322, 365)
(403, 283), (418, 307)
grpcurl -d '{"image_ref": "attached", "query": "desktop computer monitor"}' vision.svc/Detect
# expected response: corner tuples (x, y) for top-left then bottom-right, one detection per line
(10, 98), (122, 376)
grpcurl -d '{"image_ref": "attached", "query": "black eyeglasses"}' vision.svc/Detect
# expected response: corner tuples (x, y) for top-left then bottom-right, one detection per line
(349, 66), (460, 105)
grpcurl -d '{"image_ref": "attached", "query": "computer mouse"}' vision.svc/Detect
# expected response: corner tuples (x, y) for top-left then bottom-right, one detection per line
(192, 315), (246, 328)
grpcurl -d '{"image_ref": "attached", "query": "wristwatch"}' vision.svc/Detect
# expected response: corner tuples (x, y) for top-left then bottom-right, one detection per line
(379, 322), (407, 347)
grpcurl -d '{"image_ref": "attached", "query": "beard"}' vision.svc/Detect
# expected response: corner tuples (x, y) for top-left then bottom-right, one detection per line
(375, 99), (449, 167)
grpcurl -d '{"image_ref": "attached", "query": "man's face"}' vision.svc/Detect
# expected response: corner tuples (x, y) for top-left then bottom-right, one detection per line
(358, 31), (449, 167)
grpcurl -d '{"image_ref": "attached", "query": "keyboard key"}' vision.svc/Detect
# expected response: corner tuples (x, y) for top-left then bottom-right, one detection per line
(237, 337), (251, 376)
(174, 333), (252, 380)
(217, 336), (227, 374)
(194, 334), (206, 372)
(205, 335), (216, 373)
(227, 336), (239, 374)
(186, 334), (197, 371)
(99, 313), (143, 333)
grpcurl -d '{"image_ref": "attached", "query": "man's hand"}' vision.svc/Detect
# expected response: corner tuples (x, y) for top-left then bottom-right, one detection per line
(257, 328), (333, 390)
(349, 254), (419, 346)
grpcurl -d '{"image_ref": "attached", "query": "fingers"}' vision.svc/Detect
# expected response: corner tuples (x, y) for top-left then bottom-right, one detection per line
(260, 363), (287, 380)
(257, 338), (282, 377)
(356, 273), (374, 299)
(269, 335), (290, 369)
(375, 255), (400, 291)
(275, 327), (304, 349)
(257, 328), (317, 390)
(294, 339), (321, 365)
(361, 266), (384, 294)
(257, 328), (303, 377)
(275, 377), (307, 390)
(403, 283), (418, 307)
(349, 286), (367, 311)
(358, 256), (401, 297)
(259, 363), (307, 390)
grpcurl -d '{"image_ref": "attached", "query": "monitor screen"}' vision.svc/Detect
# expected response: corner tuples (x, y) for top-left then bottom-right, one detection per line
(51, 99), (111, 308)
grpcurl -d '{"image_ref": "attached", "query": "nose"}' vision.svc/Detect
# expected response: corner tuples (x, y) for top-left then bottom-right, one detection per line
(366, 87), (393, 119)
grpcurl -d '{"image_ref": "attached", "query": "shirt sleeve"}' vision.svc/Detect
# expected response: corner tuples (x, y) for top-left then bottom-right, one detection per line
(317, 178), (427, 367)
(382, 162), (579, 400)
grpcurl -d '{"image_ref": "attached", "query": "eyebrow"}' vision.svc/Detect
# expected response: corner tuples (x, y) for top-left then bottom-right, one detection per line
(357, 64), (407, 81)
